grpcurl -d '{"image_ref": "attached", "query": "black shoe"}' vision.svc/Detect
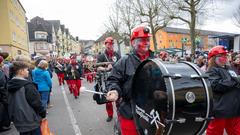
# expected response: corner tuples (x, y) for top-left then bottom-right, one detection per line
(75, 96), (78, 99)
(106, 116), (113, 122)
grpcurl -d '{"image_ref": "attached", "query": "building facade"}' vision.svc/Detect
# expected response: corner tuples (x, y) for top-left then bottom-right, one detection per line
(151, 27), (239, 53)
(0, 0), (29, 57)
(28, 16), (57, 58)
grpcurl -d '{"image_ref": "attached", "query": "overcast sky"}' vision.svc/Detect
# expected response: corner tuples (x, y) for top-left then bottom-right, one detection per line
(20, 0), (240, 40)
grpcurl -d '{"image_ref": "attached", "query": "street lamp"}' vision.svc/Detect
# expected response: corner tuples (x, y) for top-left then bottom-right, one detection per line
(181, 37), (188, 57)
(195, 37), (201, 51)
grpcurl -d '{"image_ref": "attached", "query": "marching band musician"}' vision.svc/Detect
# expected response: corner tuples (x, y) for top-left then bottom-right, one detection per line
(55, 58), (65, 86)
(106, 25), (154, 135)
(206, 46), (240, 135)
(68, 56), (82, 99)
(96, 37), (120, 122)
(63, 58), (73, 94)
(84, 55), (95, 83)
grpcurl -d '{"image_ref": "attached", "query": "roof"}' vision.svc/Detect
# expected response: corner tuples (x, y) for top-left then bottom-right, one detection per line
(28, 16), (53, 42)
(162, 27), (238, 37)
(17, 0), (26, 13)
(60, 25), (65, 34)
(65, 28), (69, 35)
(47, 20), (61, 34)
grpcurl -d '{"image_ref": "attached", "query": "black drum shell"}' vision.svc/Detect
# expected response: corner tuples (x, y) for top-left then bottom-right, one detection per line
(131, 59), (213, 135)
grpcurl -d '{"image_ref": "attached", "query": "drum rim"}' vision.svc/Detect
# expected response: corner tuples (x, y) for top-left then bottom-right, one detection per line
(132, 58), (176, 135)
(152, 59), (175, 135)
(132, 59), (212, 135)
(181, 61), (211, 135)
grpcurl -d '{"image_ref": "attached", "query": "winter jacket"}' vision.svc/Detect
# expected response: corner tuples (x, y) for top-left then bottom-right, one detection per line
(97, 51), (120, 63)
(67, 65), (82, 80)
(47, 68), (53, 78)
(32, 68), (52, 92)
(7, 77), (46, 132)
(54, 64), (64, 74)
(0, 70), (8, 105)
(76, 62), (83, 76)
(106, 51), (154, 119)
(64, 64), (72, 80)
(206, 66), (240, 118)
(0, 69), (10, 127)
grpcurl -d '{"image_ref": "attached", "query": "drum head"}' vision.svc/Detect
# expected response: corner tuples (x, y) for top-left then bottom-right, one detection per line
(132, 59), (212, 135)
(132, 59), (167, 135)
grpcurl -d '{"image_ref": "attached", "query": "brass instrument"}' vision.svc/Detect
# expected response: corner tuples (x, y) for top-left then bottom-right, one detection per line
(83, 62), (113, 69)
(56, 62), (63, 71)
(71, 68), (76, 79)
(83, 62), (113, 73)
(94, 62), (113, 67)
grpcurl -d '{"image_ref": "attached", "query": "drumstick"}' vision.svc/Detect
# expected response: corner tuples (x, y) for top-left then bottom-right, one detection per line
(80, 87), (106, 95)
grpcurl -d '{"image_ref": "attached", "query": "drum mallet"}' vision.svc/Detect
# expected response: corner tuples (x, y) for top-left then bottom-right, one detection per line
(80, 87), (106, 95)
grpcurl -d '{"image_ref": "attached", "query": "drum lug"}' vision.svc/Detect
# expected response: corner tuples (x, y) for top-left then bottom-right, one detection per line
(191, 74), (209, 79)
(166, 118), (186, 124)
(195, 117), (204, 122)
(195, 117), (214, 122)
(163, 73), (182, 79)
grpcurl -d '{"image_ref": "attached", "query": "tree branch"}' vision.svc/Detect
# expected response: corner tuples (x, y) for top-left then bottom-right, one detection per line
(179, 6), (191, 12)
(171, 16), (190, 24)
(194, 0), (201, 6)
(184, 0), (191, 6)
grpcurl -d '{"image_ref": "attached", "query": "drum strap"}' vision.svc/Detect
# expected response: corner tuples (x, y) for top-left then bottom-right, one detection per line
(104, 53), (111, 62)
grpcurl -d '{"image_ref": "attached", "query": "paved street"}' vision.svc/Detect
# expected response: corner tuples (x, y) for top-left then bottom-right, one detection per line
(0, 74), (227, 135)
(1, 74), (116, 135)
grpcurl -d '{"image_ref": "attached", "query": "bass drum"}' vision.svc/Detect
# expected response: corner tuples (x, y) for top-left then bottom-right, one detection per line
(131, 59), (213, 135)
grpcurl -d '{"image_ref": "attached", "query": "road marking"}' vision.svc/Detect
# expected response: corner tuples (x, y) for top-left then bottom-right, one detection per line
(61, 85), (82, 135)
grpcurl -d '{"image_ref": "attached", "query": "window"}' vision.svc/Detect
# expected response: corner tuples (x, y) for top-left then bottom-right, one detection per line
(9, 10), (13, 21)
(17, 50), (21, 55)
(16, 17), (19, 27)
(12, 32), (16, 41)
(36, 43), (48, 50)
(43, 44), (48, 50)
(36, 44), (43, 50)
(35, 32), (47, 39)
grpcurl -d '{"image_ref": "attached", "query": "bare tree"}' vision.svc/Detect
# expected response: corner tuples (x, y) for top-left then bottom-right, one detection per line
(117, 0), (138, 43)
(104, 0), (123, 55)
(233, 4), (240, 28)
(161, 0), (210, 55)
(134, 0), (171, 51)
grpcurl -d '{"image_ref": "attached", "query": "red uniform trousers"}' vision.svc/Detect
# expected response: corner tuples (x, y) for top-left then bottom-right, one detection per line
(87, 75), (93, 83)
(69, 79), (81, 97)
(106, 102), (113, 117)
(57, 73), (64, 85)
(66, 80), (72, 93)
(207, 117), (240, 135)
(118, 114), (139, 135)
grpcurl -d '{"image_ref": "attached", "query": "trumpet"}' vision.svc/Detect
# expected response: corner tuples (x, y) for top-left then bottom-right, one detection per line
(83, 62), (113, 67)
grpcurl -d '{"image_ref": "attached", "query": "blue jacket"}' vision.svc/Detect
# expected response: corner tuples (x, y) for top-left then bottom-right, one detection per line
(32, 68), (52, 92)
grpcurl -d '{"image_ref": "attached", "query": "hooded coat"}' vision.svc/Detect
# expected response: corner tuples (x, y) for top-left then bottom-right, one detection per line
(32, 68), (52, 92)
(7, 77), (46, 132)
